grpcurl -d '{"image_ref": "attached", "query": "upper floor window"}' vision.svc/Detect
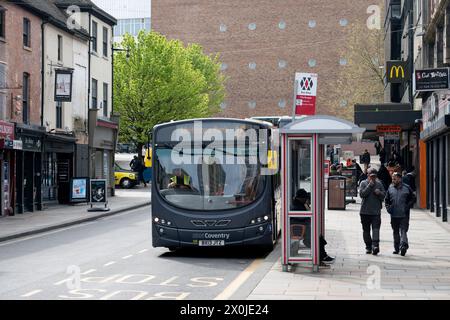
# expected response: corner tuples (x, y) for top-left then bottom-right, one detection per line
(0, 8), (5, 38)
(92, 21), (98, 52)
(23, 18), (31, 47)
(22, 73), (30, 124)
(103, 27), (108, 57)
(103, 82), (108, 117)
(92, 78), (98, 109)
(57, 35), (63, 61)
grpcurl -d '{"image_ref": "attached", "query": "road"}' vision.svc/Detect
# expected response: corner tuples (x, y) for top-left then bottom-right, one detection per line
(0, 207), (269, 300)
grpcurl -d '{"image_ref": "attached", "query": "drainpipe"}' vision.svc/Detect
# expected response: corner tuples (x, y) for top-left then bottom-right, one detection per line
(88, 12), (92, 179)
(41, 19), (48, 127)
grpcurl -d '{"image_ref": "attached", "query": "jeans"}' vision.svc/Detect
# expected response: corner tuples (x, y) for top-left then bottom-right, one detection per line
(360, 214), (381, 249)
(390, 216), (410, 251)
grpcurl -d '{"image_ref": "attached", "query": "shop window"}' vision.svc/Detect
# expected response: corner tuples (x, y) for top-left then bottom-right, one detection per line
(289, 139), (312, 211)
(289, 217), (312, 258)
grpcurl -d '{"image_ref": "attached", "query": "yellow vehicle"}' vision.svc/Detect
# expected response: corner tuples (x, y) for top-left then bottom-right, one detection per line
(114, 162), (138, 189)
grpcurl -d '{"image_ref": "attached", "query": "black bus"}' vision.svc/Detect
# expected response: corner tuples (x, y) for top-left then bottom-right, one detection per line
(151, 118), (281, 251)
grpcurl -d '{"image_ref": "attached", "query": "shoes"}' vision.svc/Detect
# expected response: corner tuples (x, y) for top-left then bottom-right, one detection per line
(372, 247), (380, 255)
(321, 255), (335, 265)
(393, 250), (399, 254)
(366, 248), (372, 254)
(400, 246), (408, 256)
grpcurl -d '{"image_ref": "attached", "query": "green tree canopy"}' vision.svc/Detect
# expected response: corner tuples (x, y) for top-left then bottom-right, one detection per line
(113, 31), (226, 150)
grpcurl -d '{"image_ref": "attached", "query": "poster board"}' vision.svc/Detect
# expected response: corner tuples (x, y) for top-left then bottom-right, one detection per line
(70, 178), (89, 203)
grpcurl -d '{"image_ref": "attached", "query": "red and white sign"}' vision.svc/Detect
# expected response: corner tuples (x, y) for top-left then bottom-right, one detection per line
(295, 72), (318, 116)
(0, 121), (14, 141)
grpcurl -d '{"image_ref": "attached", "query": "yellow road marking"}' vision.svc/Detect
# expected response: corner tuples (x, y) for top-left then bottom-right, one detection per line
(214, 259), (263, 300)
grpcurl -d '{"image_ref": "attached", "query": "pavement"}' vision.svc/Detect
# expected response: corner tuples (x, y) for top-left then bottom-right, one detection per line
(247, 202), (450, 300)
(0, 185), (151, 243)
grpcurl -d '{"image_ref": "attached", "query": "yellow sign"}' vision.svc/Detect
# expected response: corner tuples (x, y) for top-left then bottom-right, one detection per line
(387, 61), (409, 84)
(268, 150), (278, 170)
(390, 65), (405, 79)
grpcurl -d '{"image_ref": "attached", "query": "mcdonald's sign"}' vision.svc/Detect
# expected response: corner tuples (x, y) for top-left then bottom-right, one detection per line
(386, 61), (409, 84)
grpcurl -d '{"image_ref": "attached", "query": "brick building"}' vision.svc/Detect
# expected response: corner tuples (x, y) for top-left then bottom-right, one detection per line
(152, 0), (377, 119)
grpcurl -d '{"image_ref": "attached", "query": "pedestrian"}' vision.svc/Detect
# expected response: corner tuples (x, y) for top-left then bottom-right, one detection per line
(359, 168), (385, 255)
(361, 149), (371, 171)
(352, 159), (363, 182)
(379, 147), (386, 165)
(402, 167), (416, 192)
(385, 172), (416, 256)
(377, 163), (392, 191)
(374, 140), (381, 155)
(136, 157), (147, 187)
(129, 155), (139, 171)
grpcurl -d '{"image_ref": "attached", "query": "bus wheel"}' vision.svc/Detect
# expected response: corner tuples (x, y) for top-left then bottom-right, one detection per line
(120, 178), (132, 189)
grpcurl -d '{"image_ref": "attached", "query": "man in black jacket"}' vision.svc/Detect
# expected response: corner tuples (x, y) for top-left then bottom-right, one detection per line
(359, 168), (386, 255)
(385, 173), (416, 256)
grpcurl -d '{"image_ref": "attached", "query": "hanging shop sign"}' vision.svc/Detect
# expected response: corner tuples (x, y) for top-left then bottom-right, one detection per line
(386, 61), (409, 84)
(415, 68), (450, 91)
(376, 125), (402, 133)
(54, 69), (73, 102)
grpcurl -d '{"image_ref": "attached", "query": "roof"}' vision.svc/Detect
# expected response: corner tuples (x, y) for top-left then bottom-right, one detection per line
(280, 115), (366, 134)
(55, 0), (117, 25)
(12, 0), (90, 39)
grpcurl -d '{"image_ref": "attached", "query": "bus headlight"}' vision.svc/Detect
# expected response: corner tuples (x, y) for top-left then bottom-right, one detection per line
(154, 217), (159, 223)
(250, 215), (270, 225)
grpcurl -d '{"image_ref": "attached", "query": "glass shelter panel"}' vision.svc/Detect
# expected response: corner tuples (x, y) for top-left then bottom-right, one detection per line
(289, 139), (312, 211)
(289, 217), (312, 258)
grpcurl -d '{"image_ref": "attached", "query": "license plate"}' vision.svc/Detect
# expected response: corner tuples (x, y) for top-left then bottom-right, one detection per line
(198, 240), (225, 247)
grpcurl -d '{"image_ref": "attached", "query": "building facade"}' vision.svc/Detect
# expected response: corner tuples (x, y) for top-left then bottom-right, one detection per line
(0, 0), (44, 215)
(152, 0), (377, 119)
(92, 0), (151, 43)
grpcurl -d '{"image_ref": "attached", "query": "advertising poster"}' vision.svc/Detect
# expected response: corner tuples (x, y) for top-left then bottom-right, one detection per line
(70, 178), (89, 203)
(90, 179), (107, 203)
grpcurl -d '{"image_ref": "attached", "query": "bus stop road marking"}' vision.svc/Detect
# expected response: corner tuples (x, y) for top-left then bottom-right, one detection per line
(122, 255), (133, 260)
(104, 261), (116, 267)
(214, 259), (263, 300)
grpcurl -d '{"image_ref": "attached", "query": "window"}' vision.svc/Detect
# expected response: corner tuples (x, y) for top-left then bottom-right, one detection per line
(103, 27), (108, 57)
(289, 139), (312, 212)
(22, 73), (30, 123)
(0, 8), (5, 38)
(92, 21), (97, 52)
(23, 18), (30, 47)
(92, 78), (98, 108)
(103, 83), (108, 117)
(57, 35), (63, 61)
(56, 101), (63, 128)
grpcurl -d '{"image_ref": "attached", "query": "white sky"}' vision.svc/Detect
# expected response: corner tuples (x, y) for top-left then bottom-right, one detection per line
(92, 0), (151, 20)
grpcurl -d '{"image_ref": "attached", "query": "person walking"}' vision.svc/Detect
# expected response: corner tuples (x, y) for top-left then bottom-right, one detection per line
(377, 163), (392, 191)
(385, 172), (416, 256)
(379, 147), (386, 165)
(129, 155), (139, 171)
(359, 168), (386, 255)
(361, 149), (371, 171)
(402, 167), (416, 192)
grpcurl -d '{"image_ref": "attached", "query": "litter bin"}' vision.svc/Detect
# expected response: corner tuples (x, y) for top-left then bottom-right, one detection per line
(328, 176), (346, 210)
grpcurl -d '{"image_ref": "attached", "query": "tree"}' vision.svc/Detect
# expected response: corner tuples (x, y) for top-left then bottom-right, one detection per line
(329, 18), (385, 121)
(113, 31), (226, 153)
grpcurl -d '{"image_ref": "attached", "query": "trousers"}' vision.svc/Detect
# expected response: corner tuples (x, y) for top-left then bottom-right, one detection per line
(360, 214), (381, 249)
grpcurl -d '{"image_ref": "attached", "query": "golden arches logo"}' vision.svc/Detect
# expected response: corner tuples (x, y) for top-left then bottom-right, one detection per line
(390, 65), (405, 79)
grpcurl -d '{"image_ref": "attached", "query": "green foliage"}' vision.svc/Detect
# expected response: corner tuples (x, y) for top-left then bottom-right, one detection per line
(113, 31), (226, 146)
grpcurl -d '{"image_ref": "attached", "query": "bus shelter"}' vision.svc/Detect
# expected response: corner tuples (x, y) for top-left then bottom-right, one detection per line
(279, 116), (365, 272)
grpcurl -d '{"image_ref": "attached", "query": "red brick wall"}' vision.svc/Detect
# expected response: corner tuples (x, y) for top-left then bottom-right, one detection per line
(152, 0), (377, 119)
(0, 2), (42, 125)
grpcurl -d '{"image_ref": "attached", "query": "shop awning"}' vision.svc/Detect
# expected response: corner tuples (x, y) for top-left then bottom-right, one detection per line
(354, 103), (422, 139)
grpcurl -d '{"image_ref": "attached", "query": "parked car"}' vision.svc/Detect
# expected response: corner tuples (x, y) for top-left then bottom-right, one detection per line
(114, 162), (138, 189)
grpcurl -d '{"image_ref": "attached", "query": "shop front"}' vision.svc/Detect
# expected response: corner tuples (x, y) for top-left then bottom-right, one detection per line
(0, 120), (15, 216)
(89, 110), (119, 197)
(14, 124), (45, 214)
(42, 133), (76, 206)
(421, 91), (450, 223)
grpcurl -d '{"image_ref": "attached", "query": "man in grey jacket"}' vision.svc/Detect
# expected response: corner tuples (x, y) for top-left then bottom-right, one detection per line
(385, 172), (416, 256)
(359, 168), (386, 255)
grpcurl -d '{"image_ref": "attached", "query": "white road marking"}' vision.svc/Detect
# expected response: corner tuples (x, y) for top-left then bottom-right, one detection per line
(138, 249), (148, 254)
(122, 255), (133, 260)
(53, 269), (97, 285)
(21, 289), (42, 298)
(104, 261), (116, 267)
(214, 259), (263, 300)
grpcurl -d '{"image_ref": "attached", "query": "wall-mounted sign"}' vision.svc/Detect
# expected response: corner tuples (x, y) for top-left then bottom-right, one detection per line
(55, 69), (73, 102)
(415, 68), (450, 91)
(294, 72), (318, 116)
(90, 179), (107, 204)
(20, 135), (41, 152)
(70, 178), (89, 203)
(376, 125), (402, 133)
(13, 140), (23, 150)
(0, 121), (14, 141)
(386, 61), (409, 83)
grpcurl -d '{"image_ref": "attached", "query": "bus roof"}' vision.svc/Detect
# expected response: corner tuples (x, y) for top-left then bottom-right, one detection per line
(153, 117), (273, 132)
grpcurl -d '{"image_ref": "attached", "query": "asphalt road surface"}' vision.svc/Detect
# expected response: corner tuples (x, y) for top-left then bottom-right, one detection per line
(0, 207), (269, 300)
